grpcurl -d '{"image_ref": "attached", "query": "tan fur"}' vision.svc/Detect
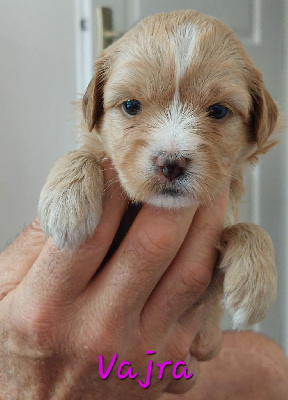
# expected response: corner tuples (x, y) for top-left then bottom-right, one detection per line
(39, 151), (104, 248)
(38, 10), (279, 331)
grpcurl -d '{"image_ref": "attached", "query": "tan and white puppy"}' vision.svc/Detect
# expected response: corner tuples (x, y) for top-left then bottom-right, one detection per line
(38, 10), (279, 330)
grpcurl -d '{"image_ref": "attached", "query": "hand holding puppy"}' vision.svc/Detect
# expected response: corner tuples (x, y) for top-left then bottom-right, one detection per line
(0, 162), (228, 399)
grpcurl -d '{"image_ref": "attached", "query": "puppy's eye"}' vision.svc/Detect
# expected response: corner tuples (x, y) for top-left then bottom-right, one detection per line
(122, 100), (142, 116)
(207, 104), (229, 119)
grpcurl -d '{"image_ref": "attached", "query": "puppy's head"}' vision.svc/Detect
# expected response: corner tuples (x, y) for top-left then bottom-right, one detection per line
(83, 10), (278, 208)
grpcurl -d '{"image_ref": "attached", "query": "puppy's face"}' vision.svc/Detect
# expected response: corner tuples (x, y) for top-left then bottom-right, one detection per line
(83, 11), (278, 208)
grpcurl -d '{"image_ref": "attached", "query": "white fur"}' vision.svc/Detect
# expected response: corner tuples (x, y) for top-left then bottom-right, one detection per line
(148, 193), (198, 209)
(170, 23), (199, 95)
(138, 97), (202, 209)
(150, 96), (200, 154)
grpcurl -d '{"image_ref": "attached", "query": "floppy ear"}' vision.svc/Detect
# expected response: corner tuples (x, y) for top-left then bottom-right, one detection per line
(248, 68), (279, 154)
(82, 56), (110, 132)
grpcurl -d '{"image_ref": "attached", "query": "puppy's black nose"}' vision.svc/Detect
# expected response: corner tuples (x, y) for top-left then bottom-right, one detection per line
(157, 157), (188, 181)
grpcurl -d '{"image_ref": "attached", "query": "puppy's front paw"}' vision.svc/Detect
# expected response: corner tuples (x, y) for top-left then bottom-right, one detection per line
(38, 151), (104, 249)
(218, 223), (277, 329)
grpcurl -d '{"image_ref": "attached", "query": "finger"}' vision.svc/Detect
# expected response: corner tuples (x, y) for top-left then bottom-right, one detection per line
(17, 160), (128, 306)
(164, 354), (200, 395)
(84, 204), (197, 318)
(191, 325), (223, 361)
(140, 187), (229, 335)
(0, 217), (46, 298)
(182, 273), (224, 361)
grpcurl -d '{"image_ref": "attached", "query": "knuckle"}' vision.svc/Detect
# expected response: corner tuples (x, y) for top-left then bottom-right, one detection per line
(178, 263), (211, 296)
(132, 222), (180, 261)
(75, 317), (120, 363)
(191, 327), (222, 361)
(0, 284), (17, 300)
(21, 220), (42, 242)
(10, 303), (56, 354)
(168, 331), (193, 362)
(1, 326), (52, 360)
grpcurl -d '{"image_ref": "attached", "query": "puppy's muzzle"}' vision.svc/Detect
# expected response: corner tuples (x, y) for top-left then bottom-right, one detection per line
(156, 154), (189, 182)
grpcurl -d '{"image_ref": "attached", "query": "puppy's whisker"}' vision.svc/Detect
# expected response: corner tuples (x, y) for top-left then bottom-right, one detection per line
(103, 176), (120, 186)
(101, 167), (117, 172)
(103, 177), (121, 192)
(191, 176), (215, 207)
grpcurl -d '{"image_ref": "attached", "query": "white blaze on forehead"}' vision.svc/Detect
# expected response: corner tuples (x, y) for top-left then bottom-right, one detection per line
(170, 23), (199, 93)
(151, 96), (200, 154)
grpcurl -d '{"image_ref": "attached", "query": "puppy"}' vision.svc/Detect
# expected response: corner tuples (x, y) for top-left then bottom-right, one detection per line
(38, 10), (279, 332)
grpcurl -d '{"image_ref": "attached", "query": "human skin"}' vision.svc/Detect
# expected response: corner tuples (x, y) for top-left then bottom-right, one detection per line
(163, 330), (288, 400)
(0, 160), (229, 399)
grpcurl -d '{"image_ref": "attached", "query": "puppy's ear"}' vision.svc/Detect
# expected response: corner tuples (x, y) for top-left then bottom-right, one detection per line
(82, 56), (110, 132)
(248, 68), (279, 153)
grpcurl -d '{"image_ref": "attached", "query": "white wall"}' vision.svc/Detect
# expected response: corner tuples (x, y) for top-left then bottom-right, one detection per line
(0, 1), (77, 249)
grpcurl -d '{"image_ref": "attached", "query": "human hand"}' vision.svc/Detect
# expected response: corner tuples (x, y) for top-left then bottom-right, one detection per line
(0, 160), (228, 399)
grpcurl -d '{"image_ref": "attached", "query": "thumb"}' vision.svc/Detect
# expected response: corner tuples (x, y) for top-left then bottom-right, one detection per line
(0, 217), (46, 299)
